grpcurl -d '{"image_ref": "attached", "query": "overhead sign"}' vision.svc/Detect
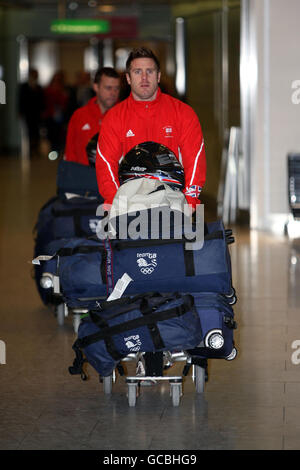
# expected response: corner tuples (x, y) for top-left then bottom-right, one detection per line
(51, 19), (110, 34)
(100, 17), (138, 39)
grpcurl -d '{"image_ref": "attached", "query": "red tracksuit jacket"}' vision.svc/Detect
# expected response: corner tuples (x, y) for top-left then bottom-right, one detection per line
(96, 88), (206, 207)
(64, 96), (104, 166)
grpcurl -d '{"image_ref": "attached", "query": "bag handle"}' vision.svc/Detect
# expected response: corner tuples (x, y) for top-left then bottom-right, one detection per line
(90, 292), (176, 322)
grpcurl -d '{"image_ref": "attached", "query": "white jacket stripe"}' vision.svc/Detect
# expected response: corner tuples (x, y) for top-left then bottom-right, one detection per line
(189, 138), (204, 186)
(97, 143), (119, 190)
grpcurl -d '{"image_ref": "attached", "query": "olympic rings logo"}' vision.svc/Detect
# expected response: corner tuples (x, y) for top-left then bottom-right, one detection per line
(141, 267), (154, 275)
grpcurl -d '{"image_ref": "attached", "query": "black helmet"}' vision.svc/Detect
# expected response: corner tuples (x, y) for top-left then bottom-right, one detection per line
(85, 132), (99, 167)
(119, 141), (185, 191)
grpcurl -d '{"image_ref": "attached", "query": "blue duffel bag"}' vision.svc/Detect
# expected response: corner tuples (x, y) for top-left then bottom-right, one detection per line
(107, 219), (233, 295)
(187, 292), (237, 360)
(34, 195), (103, 243)
(56, 159), (103, 199)
(69, 292), (202, 378)
(33, 159), (104, 306)
(33, 196), (103, 306)
(34, 159), (104, 253)
(50, 219), (234, 308)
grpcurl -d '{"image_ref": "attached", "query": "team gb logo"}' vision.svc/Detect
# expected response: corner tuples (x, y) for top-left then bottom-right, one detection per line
(136, 252), (158, 275)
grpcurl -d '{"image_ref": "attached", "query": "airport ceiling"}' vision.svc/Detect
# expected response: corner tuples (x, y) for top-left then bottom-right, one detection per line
(0, 0), (239, 9)
(0, 0), (240, 19)
(0, 0), (182, 7)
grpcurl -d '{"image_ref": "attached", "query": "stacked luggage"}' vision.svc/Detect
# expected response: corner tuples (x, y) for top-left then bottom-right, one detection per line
(33, 150), (238, 407)
(32, 159), (104, 322)
(35, 188), (238, 399)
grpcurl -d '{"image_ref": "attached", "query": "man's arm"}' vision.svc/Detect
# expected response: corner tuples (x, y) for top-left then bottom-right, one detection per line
(95, 112), (122, 205)
(179, 105), (206, 208)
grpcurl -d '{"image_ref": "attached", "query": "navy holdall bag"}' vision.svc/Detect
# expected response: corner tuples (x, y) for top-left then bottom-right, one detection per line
(69, 292), (202, 378)
(49, 219), (234, 308)
(33, 195), (103, 306)
(34, 195), (103, 244)
(56, 159), (102, 199)
(33, 159), (104, 265)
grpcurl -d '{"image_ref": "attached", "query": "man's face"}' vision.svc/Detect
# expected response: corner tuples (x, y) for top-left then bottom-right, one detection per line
(126, 58), (161, 101)
(93, 75), (120, 112)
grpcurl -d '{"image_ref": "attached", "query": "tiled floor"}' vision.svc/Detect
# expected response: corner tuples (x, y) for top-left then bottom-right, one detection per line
(1, 154), (300, 450)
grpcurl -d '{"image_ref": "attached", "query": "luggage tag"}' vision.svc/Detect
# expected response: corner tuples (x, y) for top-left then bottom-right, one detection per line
(31, 255), (54, 265)
(106, 273), (133, 302)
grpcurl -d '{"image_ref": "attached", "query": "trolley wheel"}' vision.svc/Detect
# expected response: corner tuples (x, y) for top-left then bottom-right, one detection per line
(127, 383), (138, 407)
(170, 383), (181, 407)
(103, 375), (113, 394)
(73, 314), (81, 334)
(225, 346), (238, 361)
(195, 365), (205, 393)
(56, 303), (65, 326)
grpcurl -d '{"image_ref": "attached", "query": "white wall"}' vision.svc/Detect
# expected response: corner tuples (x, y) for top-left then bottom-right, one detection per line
(249, 0), (300, 233)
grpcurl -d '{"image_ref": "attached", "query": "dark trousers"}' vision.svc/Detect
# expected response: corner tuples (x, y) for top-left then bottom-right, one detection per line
(144, 352), (163, 376)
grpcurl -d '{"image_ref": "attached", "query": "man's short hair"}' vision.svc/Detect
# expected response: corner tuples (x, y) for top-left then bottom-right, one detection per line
(94, 67), (120, 84)
(126, 47), (160, 73)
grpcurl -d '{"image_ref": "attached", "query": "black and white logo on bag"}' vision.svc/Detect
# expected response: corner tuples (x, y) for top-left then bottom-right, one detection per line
(124, 334), (142, 352)
(136, 252), (157, 275)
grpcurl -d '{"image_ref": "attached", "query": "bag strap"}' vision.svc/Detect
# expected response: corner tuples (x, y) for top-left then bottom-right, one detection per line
(88, 313), (124, 362)
(102, 239), (114, 296)
(52, 204), (100, 238)
(76, 294), (194, 350)
(94, 292), (172, 319)
(56, 244), (104, 257)
(100, 291), (154, 309)
(109, 230), (223, 250)
(68, 343), (88, 380)
(52, 207), (98, 217)
(88, 228), (223, 247)
(75, 291), (165, 305)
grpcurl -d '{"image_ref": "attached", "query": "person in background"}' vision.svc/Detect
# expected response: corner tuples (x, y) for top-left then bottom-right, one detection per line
(74, 70), (94, 108)
(64, 67), (120, 166)
(18, 68), (45, 158)
(95, 47), (206, 382)
(43, 70), (70, 153)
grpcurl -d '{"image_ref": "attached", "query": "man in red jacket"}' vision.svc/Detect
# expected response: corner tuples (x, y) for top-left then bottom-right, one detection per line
(96, 47), (206, 210)
(96, 48), (206, 383)
(64, 67), (120, 166)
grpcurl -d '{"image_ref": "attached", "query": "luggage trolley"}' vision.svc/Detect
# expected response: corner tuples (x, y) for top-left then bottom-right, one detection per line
(70, 321), (237, 408)
(96, 351), (208, 407)
(106, 348), (236, 407)
(125, 352), (208, 407)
